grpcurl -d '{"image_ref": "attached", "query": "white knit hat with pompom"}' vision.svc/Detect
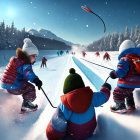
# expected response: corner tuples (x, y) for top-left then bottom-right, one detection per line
(22, 38), (39, 56)
(119, 40), (135, 54)
(137, 44), (140, 48)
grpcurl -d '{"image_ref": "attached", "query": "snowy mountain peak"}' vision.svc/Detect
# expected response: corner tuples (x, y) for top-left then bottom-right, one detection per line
(27, 28), (73, 46)
(27, 29), (39, 36)
(38, 29), (58, 39)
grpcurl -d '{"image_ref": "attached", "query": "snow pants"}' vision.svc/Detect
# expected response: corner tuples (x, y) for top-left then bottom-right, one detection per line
(41, 62), (47, 68)
(113, 86), (134, 102)
(7, 82), (36, 102)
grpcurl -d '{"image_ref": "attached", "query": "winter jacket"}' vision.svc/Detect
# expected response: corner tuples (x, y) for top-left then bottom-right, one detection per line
(1, 48), (38, 89)
(82, 51), (86, 57)
(42, 57), (47, 63)
(46, 86), (110, 140)
(103, 52), (111, 60)
(114, 48), (140, 88)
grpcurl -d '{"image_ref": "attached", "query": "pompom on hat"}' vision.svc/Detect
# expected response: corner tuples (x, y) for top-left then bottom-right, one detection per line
(137, 44), (140, 48)
(22, 38), (39, 56)
(63, 68), (85, 94)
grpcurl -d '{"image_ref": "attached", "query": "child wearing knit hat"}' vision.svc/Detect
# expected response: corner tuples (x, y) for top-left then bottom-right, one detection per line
(110, 40), (140, 114)
(1, 38), (42, 114)
(46, 68), (111, 140)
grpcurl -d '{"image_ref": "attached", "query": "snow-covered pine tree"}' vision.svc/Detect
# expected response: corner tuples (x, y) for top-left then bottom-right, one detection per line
(124, 26), (130, 40)
(134, 25), (139, 44)
(103, 34), (111, 51)
(0, 21), (7, 49)
(103, 36), (106, 51)
(130, 28), (134, 41)
(135, 32), (140, 45)
(5, 25), (10, 49)
(7, 22), (19, 49)
(99, 37), (105, 51)
(117, 32), (124, 49)
(110, 33), (119, 51)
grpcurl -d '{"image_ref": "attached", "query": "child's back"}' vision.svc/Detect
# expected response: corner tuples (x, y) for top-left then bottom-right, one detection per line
(46, 68), (111, 140)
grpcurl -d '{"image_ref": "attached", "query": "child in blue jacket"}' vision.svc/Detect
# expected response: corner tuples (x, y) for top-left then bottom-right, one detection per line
(110, 40), (140, 114)
(46, 68), (111, 140)
(1, 38), (42, 113)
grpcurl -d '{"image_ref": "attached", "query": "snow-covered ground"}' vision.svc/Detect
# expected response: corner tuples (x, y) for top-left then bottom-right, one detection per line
(0, 50), (140, 140)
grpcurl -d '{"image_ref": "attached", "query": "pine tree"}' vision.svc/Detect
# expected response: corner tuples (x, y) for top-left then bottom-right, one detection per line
(103, 34), (111, 51)
(5, 25), (10, 49)
(7, 22), (16, 49)
(134, 25), (139, 43)
(99, 37), (105, 51)
(136, 33), (140, 45)
(124, 26), (130, 40)
(130, 28), (134, 41)
(117, 32), (124, 49)
(0, 21), (7, 49)
(110, 33), (119, 51)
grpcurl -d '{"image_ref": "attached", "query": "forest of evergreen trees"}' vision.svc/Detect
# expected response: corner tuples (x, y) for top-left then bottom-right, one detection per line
(0, 21), (71, 50)
(1, 21), (139, 51)
(87, 25), (140, 51)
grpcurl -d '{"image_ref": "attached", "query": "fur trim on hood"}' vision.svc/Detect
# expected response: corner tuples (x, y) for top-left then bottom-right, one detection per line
(16, 48), (30, 63)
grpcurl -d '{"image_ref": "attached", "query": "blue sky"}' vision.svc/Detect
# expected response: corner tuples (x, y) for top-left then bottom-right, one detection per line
(0, 0), (139, 45)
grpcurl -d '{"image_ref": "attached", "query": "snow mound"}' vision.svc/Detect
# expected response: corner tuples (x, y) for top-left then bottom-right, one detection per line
(0, 89), (46, 140)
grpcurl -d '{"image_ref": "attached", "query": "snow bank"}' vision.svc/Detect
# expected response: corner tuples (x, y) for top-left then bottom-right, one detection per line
(0, 88), (46, 140)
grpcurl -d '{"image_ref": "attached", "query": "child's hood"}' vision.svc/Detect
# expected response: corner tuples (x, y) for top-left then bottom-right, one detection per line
(61, 87), (93, 113)
(16, 48), (30, 63)
(8, 48), (31, 67)
(118, 48), (140, 60)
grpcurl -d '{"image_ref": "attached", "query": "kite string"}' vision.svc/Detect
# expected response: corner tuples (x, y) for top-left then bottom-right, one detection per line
(91, 11), (106, 32)
(81, 5), (106, 32)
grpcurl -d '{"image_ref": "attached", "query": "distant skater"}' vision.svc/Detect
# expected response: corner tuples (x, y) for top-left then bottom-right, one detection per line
(103, 52), (111, 61)
(95, 51), (100, 57)
(41, 56), (47, 68)
(82, 51), (87, 57)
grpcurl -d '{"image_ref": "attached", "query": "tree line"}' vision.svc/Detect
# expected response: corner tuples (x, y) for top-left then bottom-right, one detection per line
(87, 25), (140, 51)
(0, 21), (71, 50)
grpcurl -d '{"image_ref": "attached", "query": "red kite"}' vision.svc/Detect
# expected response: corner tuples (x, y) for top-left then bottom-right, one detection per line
(81, 5), (106, 32)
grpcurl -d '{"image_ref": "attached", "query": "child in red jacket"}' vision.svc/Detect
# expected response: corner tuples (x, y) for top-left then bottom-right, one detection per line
(103, 52), (111, 61)
(41, 56), (47, 68)
(1, 38), (42, 113)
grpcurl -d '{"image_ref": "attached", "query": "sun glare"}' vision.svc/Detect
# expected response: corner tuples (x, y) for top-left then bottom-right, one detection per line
(7, 9), (15, 16)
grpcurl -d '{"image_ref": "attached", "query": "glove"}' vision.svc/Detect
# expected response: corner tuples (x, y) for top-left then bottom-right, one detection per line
(102, 83), (111, 90)
(110, 70), (117, 79)
(33, 78), (42, 90)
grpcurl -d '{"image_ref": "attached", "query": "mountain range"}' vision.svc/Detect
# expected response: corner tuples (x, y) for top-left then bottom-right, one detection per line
(27, 29), (73, 46)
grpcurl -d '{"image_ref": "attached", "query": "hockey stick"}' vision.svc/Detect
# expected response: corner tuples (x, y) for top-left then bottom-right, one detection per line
(41, 87), (57, 108)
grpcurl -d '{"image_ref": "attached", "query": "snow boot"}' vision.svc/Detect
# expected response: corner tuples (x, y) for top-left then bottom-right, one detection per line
(20, 100), (38, 114)
(110, 102), (127, 114)
(125, 97), (136, 111)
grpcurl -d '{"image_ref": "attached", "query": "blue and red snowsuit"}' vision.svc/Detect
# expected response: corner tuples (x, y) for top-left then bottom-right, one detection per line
(103, 52), (111, 60)
(82, 51), (87, 57)
(1, 49), (38, 101)
(46, 86), (110, 140)
(112, 48), (140, 102)
(95, 51), (100, 57)
(41, 57), (47, 68)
